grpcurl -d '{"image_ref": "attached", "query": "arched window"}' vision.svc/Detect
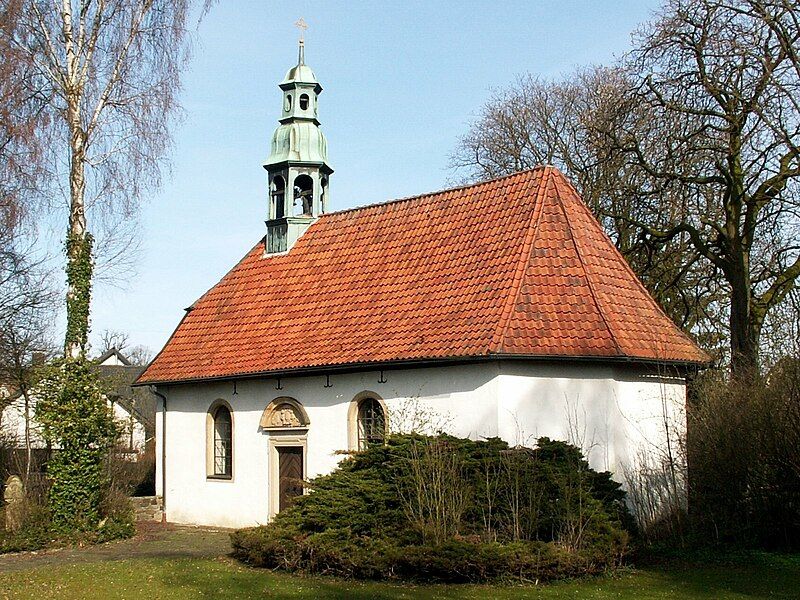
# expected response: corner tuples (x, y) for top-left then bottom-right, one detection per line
(299, 93), (310, 110)
(284, 94), (292, 111)
(357, 397), (385, 450)
(211, 404), (232, 478)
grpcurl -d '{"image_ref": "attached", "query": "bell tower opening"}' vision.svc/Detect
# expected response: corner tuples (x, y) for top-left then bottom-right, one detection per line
(320, 176), (328, 212)
(272, 175), (286, 219)
(292, 175), (314, 216)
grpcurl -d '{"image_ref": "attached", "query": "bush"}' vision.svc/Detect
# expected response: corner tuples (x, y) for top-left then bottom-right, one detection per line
(688, 357), (800, 549)
(105, 441), (156, 499)
(0, 489), (134, 554)
(0, 500), (54, 553)
(132, 440), (157, 497)
(232, 435), (630, 582)
(95, 510), (135, 543)
(389, 540), (587, 582)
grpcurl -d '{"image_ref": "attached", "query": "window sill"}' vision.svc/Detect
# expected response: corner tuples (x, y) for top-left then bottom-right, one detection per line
(206, 474), (233, 481)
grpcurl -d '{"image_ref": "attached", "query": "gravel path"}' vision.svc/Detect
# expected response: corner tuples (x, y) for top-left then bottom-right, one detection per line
(0, 523), (233, 573)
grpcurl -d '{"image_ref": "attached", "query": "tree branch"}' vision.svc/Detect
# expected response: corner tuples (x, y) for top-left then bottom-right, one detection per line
(86, 0), (152, 139)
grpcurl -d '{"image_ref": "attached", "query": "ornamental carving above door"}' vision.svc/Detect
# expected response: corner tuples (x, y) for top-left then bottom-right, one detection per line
(260, 397), (310, 430)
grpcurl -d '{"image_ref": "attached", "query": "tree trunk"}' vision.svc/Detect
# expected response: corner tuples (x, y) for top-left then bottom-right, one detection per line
(64, 100), (93, 359)
(729, 266), (760, 377)
(23, 388), (31, 479)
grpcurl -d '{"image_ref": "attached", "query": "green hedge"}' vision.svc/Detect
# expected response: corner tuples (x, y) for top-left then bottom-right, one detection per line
(232, 435), (630, 582)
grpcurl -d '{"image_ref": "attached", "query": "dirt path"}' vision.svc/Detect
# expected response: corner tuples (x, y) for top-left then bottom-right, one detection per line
(0, 523), (233, 573)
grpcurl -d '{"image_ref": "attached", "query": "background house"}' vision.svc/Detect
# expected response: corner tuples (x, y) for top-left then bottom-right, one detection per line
(0, 349), (155, 461)
(95, 349), (156, 454)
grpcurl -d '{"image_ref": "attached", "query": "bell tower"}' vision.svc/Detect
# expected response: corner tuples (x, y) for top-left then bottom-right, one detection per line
(264, 20), (333, 254)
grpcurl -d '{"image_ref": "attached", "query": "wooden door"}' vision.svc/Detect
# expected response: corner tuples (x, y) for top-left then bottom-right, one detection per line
(277, 447), (304, 512)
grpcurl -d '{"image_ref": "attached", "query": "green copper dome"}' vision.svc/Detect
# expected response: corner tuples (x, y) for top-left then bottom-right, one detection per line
(265, 120), (329, 166)
(263, 39), (331, 171)
(281, 63), (319, 86)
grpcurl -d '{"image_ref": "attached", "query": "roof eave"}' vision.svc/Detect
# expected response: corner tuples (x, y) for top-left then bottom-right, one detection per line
(134, 352), (708, 387)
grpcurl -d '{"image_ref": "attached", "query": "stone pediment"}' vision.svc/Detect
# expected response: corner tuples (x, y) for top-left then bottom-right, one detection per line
(260, 397), (310, 430)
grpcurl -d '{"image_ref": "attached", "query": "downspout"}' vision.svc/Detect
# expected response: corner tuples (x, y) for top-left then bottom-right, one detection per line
(150, 386), (167, 523)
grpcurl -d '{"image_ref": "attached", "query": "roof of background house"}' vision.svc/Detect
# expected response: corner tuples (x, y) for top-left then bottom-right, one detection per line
(94, 351), (155, 436)
(138, 167), (708, 385)
(96, 348), (132, 366)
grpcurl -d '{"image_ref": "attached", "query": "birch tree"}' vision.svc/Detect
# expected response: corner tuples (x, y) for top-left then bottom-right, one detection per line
(4, 0), (203, 358)
(0, 0), (48, 241)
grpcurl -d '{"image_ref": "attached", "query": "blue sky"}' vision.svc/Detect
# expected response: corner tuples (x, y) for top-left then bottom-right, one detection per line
(89, 0), (661, 354)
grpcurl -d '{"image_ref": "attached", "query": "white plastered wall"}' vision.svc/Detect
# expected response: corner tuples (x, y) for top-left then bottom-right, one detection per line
(155, 363), (500, 528)
(155, 360), (686, 528)
(497, 362), (687, 478)
(110, 402), (147, 453)
(0, 394), (48, 449)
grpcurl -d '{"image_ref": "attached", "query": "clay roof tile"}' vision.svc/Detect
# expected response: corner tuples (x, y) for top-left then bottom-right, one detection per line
(138, 167), (708, 384)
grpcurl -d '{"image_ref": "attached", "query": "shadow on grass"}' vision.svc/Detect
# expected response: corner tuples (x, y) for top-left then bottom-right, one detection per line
(157, 558), (449, 600)
(156, 553), (800, 600)
(1, 555), (798, 599)
(645, 552), (800, 600)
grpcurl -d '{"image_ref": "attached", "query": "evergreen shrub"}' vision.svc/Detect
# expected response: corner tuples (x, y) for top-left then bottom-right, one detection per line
(232, 435), (630, 582)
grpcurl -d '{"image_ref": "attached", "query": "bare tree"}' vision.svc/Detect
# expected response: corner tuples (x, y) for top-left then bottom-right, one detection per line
(96, 328), (152, 365)
(399, 437), (470, 545)
(98, 329), (130, 355)
(0, 0), (49, 239)
(452, 70), (728, 357)
(3, 0), (207, 359)
(125, 344), (153, 366)
(601, 0), (800, 375)
(454, 1), (800, 375)
(0, 244), (57, 478)
(760, 288), (800, 368)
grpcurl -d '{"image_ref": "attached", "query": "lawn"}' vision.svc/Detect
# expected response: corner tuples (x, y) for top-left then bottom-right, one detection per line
(0, 553), (798, 599)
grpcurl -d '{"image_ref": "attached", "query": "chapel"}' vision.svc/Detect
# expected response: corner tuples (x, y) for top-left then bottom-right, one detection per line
(137, 40), (707, 528)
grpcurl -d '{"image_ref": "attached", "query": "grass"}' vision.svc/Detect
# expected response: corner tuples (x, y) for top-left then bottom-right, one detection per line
(0, 553), (798, 599)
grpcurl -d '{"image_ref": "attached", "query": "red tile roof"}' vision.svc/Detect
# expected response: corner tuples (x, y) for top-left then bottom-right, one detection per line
(138, 167), (708, 385)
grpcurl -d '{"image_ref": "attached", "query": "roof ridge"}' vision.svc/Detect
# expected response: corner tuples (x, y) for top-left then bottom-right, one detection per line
(95, 348), (131, 366)
(189, 238), (266, 309)
(138, 240), (267, 384)
(324, 167), (548, 217)
(552, 172), (707, 358)
(551, 173), (623, 357)
(491, 167), (550, 351)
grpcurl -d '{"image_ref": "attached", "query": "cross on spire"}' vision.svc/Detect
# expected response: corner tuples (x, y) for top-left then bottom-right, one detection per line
(294, 17), (308, 64)
(294, 17), (308, 42)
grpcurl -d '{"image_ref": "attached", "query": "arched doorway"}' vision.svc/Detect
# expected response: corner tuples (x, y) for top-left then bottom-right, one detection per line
(260, 397), (309, 517)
